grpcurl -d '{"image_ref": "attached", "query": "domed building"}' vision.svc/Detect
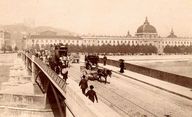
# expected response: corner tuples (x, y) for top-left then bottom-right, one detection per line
(26, 17), (192, 54)
(136, 17), (158, 38)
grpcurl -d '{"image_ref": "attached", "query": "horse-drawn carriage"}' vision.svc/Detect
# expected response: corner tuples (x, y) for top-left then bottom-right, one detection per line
(58, 45), (68, 57)
(70, 53), (80, 63)
(81, 54), (112, 84)
(85, 54), (99, 70)
(48, 44), (70, 70)
(57, 45), (70, 67)
(81, 66), (112, 84)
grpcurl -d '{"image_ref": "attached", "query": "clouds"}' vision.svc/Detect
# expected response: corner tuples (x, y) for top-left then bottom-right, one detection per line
(0, 0), (192, 36)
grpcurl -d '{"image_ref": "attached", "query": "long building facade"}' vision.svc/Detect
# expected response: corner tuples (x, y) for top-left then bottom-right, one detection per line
(0, 31), (13, 50)
(26, 18), (192, 53)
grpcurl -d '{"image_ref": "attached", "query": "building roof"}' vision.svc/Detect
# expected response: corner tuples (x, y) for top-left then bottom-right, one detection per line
(30, 35), (82, 40)
(167, 29), (177, 38)
(136, 17), (157, 34)
(126, 31), (132, 37)
(39, 30), (57, 36)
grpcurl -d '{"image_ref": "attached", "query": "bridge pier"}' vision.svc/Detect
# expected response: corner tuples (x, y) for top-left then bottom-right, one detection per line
(48, 84), (66, 117)
(24, 52), (27, 65)
(22, 53), (49, 110)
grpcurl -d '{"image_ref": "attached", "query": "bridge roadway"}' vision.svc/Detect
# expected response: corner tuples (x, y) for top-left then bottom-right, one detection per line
(22, 52), (122, 117)
(68, 62), (192, 117)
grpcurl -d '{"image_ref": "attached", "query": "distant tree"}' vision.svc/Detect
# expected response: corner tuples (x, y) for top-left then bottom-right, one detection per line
(1, 46), (6, 53)
(34, 44), (40, 50)
(148, 44), (157, 54)
(163, 45), (192, 54)
(6, 45), (12, 51)
(41, 44), (45, 49)
(44, 44), (51, 50)
(163, 45), (171, 53)
(14, 46), (18, 52)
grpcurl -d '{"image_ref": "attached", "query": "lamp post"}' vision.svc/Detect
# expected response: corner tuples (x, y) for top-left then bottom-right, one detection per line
(3, 32), (6, 53)
(22, 35), (28, 50)
(3, 39), (6, 53)
(22, 36), (26, 50)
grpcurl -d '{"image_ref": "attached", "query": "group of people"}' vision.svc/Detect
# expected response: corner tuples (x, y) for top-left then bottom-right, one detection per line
(29, 48), (69, 82)
(25, 47), (100, 103)
(29, 48), (126, 103)
(79, 75), (98, 103)
(48, 56), (69, 82)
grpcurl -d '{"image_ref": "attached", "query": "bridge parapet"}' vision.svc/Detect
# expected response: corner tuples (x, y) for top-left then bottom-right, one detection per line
(26, 52), (32, 59)
(99, 58), (192, 88)
(33, 56), (67, 94)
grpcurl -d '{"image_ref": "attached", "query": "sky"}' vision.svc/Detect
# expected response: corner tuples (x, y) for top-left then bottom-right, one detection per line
(0, 0), (192, 37)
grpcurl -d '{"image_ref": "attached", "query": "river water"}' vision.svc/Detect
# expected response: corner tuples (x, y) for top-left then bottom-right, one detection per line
(103, 55), (192, 78)
(131, 60), (192, 78)
(0, 53), (16, 88)
(0, 53), (53, 117)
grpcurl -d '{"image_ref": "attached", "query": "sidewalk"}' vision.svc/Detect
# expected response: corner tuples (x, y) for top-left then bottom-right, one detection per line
(99, 63), (192, 100)
(58, 75), (122, 117)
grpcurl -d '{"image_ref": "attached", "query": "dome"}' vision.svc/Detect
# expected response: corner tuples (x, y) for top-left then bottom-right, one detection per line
(167, 29), (177, 38)
(135, 17), (158, 38)
(136, 17), (157, 33)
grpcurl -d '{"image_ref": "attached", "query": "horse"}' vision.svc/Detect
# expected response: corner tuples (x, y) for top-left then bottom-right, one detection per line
(97, 68), (112, 84)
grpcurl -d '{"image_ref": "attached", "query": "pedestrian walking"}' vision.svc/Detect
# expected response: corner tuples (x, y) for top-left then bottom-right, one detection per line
(55, 65), (60, 74)
(86, 85), (98, 103)
(61, 65), (68, 82)
(119, 59), (125, 73)
(79, 75), (88, 95)
(48, 56), (55, 71)
(103, 55), (107, 66)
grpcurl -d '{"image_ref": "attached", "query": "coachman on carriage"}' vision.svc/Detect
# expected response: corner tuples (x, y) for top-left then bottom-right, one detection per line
(54, 44), (69, 81)
(81, 54), (112, 84)
(85, 54), (99, 70)
(56, 45), (70, 67)
(48, 44), (69, 72)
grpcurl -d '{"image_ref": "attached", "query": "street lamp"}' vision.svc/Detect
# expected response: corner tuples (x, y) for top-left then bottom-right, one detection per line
(2, 31), (6, 53)
(22, 35), (27, 50)
(3, 38), (6, 53)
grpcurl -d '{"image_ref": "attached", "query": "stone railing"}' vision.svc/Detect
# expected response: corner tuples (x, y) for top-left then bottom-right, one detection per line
(34, 56), (67, 91)
(99, 58), (192, 88)
(22, 51), (67, 93)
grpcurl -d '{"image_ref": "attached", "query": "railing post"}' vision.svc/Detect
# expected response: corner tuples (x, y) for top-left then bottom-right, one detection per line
(26, 55), (29, 69)
(32, 55), (36, 84)
(24, 52), (27, 65)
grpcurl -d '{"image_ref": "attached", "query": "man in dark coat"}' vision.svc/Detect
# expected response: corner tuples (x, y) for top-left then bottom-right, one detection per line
(55, 65), (60, 74)
(119, 60), (125, 73)
(103, 55), (107, 66)
(48, 56), (55, 71)
(79, 75), (88, 95)
(86, 85), (98, 103)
